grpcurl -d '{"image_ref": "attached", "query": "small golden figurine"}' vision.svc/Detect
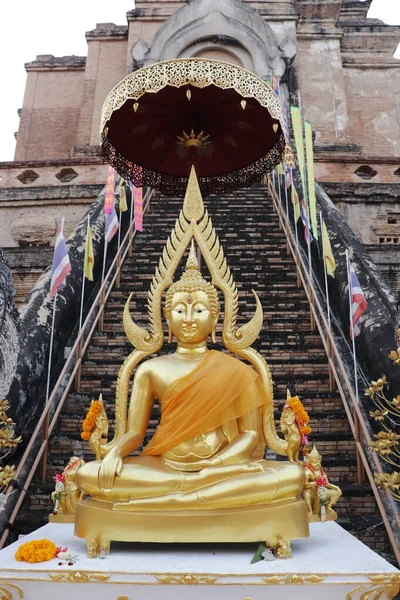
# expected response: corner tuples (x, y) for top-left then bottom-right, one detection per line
(303, 446), (342, 522)
(51, 456), (85, 520)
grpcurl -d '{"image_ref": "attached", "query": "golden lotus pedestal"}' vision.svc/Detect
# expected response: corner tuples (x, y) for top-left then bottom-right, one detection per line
(1, 521), (399, 600)
(74, 497), (309, 556)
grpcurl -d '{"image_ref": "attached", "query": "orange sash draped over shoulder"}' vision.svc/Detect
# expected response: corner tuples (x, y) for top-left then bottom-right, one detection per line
(142, 350), (271, 456)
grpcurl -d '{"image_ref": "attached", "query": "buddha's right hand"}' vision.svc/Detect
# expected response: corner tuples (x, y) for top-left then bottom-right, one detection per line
(98, 452), (123, 492)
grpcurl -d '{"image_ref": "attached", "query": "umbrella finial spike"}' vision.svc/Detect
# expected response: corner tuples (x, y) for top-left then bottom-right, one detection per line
(183, 165), (204, 222)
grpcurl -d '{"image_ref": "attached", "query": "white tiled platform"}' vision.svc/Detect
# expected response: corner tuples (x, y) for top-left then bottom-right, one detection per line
(0, 521), (398, 599)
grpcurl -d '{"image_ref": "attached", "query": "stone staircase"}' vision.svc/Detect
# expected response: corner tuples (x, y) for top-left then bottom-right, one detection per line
(15, 184), (390, 556)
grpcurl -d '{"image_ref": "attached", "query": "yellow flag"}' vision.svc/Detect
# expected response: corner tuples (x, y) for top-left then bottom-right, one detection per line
(84, 225), (94, 281)
(322, 220), (336, 277)
(304, 122), (318, 240)
(119, 181), (128, 212)
(276, 163), (284, 176)
(292, 184), (301, 222)
(290, 106), (306, 201)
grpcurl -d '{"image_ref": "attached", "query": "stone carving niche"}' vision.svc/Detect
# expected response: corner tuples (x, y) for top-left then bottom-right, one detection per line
(131, 0), (296, 86)
(11, 217), (57, 247)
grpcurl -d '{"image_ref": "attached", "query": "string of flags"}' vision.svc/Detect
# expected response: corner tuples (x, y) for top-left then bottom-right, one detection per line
(47, 167), (145, 401)
(272, 99), (369, 345)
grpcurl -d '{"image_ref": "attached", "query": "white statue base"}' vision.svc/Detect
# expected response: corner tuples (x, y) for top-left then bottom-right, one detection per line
(0, 521), (398, 600)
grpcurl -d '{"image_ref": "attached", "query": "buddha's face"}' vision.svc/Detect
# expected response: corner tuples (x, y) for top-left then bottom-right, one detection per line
(170, 291), (214, 344)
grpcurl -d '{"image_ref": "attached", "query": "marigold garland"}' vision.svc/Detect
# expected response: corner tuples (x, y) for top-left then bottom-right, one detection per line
(81, 400), (103, 441)
(286, 395), (312, 456)
(15, 539), (58, 563)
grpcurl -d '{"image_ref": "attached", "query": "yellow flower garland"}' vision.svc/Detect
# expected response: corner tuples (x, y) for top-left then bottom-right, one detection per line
(286, 396), (311, 435)
(286, 395), (312, 456)
(15, 539), (57, 563)
(81, 400), (103, 441)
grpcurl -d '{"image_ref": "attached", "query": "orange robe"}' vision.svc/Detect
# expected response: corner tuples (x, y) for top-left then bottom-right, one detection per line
(143, 350), (271, 456)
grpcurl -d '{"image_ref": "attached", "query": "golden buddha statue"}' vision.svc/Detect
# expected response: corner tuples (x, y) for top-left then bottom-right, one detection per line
(74, 167), (310, 557)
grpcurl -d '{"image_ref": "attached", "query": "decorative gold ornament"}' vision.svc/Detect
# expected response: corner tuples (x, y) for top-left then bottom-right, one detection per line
(262, 574), (326, 585)
(303, 445), (342, 522)
(0, 583), (24, 599)
(347, 573), (400, 599)
(133, 102), (139, 113)
(48, 571), (111, 582)
(275, 539), (292, 559)
(101, 59), (284, 134)
(241, 99), (247, 110)
(50, 456), (85, 521)
(186, 88), (192, 101)
(364, 329), (400, 502)
(155, 574), (218, 585)
(273, 123), (278, 133)
(0, 400), (22, 497)
(176, 129), (212, 150)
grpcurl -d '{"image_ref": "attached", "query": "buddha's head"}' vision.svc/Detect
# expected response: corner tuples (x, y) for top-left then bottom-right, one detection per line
(308, 445), (322, 469)
(164, 241), (220, 344)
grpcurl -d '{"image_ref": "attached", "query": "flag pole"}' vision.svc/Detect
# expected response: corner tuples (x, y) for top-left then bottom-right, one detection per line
(301, 133), (312, 280)
(346, 249), (359, 402)
(117, 190), (122, 251)
(277, 171), (282, 206)
(293, 174), (299, 248)
(320, 211), (331, 330)
(297, 95), (312, 279)
(79, 215), (90, 331)
(283, 162), (289, 219)
(45, 292), (57, 403)
(46, 216), (64, 403)
(102, 237), (108, 283)
(129, 182), (134, 226)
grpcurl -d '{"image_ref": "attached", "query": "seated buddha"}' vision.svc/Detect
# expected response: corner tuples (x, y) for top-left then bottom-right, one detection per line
(74, 168), (309, 555)
(76, 245), (304, 510)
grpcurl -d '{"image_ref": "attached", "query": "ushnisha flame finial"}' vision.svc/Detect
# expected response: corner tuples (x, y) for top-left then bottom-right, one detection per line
(185, 239), (199, 271)
(183, 166), (204, 222)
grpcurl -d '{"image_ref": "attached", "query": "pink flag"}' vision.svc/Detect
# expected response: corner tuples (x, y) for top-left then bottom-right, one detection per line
(50, 227), (71, 298)
(349, 264), (368, 339)
(272, 74), (280, 96)
(105, 204), (119, 242)
(134, 186), (143, 232)
(104, 166), (115, 215)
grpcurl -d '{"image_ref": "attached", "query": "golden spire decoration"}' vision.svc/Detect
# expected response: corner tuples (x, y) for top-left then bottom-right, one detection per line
(185, 239), (199, 271)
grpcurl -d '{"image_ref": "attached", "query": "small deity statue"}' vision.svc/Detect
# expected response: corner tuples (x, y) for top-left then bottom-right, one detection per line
(51, 456), (85, 517)
(303, 445), (342, 522)
(74, 167), (310, 556)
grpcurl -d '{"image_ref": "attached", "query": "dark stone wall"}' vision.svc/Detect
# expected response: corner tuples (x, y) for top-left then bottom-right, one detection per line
(6, 176), (131, 433)
(289, 175), (400, 399)
(0, 248), (20, 398)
